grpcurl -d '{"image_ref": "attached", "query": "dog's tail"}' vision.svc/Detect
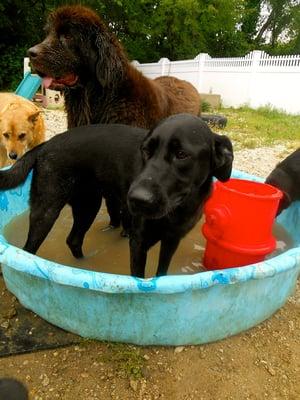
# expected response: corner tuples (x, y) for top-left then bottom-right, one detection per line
(0, 143), (43, 190)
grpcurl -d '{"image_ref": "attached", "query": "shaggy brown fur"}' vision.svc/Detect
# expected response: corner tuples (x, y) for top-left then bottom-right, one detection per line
(28, 5), (201, 129)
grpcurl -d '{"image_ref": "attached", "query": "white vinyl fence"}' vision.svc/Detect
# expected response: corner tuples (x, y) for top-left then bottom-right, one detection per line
(133, 50), (300, 115)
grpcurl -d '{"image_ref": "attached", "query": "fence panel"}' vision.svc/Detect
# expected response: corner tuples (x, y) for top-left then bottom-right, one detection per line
(133, 51), (300, 114)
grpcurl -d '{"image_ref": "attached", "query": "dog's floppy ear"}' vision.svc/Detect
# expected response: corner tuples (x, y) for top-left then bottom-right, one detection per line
(93, 26), (124, 88)
(28, 111), (41, 124)
(212, 133), (233, 181)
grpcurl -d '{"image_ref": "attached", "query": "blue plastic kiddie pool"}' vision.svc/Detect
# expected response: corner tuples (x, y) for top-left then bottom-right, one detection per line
(0, 170), (299, 345)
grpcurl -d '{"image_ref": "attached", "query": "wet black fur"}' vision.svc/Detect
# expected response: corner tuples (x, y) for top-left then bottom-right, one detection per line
(266, 148), (300, 215)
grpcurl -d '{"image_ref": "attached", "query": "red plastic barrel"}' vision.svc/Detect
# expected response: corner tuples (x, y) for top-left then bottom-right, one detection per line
(202, 179), (283, 270)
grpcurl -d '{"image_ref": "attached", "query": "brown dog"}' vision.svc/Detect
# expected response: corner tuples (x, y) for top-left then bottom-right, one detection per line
(27, 5), (201, 130)
(0, 93), (45, 168)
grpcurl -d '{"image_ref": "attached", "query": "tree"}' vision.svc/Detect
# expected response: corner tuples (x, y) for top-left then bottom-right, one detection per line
(241, 0), (262, 43)
(122, 0), (248, 60)
(198, 0), (249, 56)
(0, 0), (49, 90)
(255, 0), (300, 52)
(288, 3), (300, 53)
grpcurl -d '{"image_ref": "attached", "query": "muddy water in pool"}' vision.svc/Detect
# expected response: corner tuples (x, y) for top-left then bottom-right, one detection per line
(4, 206), (294, 278)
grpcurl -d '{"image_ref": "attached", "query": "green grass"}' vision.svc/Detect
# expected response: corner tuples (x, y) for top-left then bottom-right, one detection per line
(101, 343), (145, 380)
(214, 106), (300, 150)
(201, 99), (212, 113)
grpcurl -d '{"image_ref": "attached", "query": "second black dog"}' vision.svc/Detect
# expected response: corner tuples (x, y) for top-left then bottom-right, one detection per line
(266, 148), (300, 215)
(0, 114), (233, 277)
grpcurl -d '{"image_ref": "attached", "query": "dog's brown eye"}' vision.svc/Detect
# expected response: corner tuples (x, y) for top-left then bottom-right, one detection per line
(3, 133), (10, 139)
(18, 133), (26, 140)
(60, 34), (72, 44)
(175, 150), (189, 160)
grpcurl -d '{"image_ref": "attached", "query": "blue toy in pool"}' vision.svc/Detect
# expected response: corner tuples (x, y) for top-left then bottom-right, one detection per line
(0, 170), (299, 345)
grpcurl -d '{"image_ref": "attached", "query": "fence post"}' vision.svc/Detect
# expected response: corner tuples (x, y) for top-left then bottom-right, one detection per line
(24, 57), (31, 76)
(195, 53), (209, 93)
(248, 50), (264, 108)
(158, 58), (170, 76)
(131, 60), (140, 68)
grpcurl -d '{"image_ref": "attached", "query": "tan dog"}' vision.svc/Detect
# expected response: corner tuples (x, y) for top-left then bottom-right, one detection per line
(0, 93), (45, 168)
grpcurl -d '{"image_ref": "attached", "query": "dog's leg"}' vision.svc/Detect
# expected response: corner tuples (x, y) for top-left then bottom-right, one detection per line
(105, 197), (121, 228)
(156, 236), (181, 277)
(120, 208), (132, 237)
(23, 174), (70, 254)
(24, 202), (65, 254)
(67, 191), (102, 258)
(129, 236), (147, 278)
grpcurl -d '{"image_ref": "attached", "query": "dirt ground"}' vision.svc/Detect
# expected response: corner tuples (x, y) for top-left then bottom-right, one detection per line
(0, 277), (299, 400)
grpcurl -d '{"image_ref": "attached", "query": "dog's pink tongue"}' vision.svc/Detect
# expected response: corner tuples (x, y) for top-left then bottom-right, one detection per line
(43, 77), (53, 89)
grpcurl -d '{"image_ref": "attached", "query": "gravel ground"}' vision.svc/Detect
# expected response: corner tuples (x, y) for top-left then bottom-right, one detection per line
(44, 109), (67, 139)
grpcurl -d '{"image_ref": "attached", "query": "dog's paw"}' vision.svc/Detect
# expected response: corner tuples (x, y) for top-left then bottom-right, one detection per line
(120, 229), (130, 238)
(101, 224), (119, 232)
(69, 246), (84, 259)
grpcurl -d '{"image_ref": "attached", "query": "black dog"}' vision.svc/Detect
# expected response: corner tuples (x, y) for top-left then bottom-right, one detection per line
(0, 114), (233, 277)
(266, 148), (300, 215)
(0, 378), (28, 400)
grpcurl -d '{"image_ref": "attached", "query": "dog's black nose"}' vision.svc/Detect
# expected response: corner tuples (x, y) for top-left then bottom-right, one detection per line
(27, 46), (39, 58)
(9, 151), (18, 160)
(128, 187), (155, 214)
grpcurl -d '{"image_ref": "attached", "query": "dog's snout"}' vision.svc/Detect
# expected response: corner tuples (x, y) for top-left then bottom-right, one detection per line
(127, 182), (167, 219)
(128, 187), (155, 210)
(9, 151), (18, 160)
(27, 46), (39, 58)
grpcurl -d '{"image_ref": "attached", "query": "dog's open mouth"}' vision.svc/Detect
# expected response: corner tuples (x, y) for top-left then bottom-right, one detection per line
(42, 74), (78, 89)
